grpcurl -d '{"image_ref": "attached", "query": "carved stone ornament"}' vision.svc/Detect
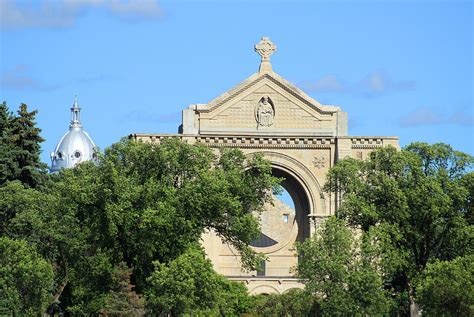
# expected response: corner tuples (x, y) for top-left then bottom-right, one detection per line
(255, 37), (277, 72)
(255, 37), (277, 62)
(313, 155), (327, 169)
(255, 96), (275, 127)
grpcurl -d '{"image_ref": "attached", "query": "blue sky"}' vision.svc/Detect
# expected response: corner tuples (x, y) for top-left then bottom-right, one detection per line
(1, 0), (472, 165)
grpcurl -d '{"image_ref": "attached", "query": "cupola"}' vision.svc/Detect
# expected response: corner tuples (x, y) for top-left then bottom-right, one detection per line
(50, 97), (97, 172)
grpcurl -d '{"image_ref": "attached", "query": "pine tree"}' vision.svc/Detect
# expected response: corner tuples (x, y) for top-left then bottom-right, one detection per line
(100, 262), (145, 317)
(0, 102), (12, 134)
(0, 102), (15, 184)
(0, 103), (48, 188)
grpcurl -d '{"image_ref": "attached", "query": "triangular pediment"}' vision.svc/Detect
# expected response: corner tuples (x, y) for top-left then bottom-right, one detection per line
(183, 71), (347, 137)
(199, 72), (339, 115)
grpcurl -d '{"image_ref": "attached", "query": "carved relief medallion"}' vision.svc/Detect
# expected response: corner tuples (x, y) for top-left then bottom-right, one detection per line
(255, 96), (275, 127)
(313, 155), (327, 169)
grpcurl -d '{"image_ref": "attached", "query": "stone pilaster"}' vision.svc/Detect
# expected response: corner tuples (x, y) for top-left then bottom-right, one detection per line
(308, 214), (327, 237)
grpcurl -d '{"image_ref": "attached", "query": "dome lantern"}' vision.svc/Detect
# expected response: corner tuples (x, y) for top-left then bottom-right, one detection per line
(70, 95), (82, 128)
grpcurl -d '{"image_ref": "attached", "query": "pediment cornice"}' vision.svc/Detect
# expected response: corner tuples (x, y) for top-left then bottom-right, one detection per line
(194, 72), (340, 116)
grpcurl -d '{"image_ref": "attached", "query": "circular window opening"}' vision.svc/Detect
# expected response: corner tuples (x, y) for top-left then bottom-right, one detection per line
(57, 152), (63, 159)
(74, 151), (81, 158)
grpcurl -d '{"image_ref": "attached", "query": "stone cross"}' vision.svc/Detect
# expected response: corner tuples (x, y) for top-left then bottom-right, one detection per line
(255, 37), (276, 73)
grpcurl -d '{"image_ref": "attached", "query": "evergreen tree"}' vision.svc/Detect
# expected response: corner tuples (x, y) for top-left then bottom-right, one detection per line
(100, 263), (145, 317)
(0, 103), (48, 188)
(0, 102), (14, 184)
(0, 102), (12, 134)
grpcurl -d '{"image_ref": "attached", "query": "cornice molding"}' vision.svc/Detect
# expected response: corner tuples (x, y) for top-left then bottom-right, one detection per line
(130, 134), (395, 150)
(200, 73), (337, 115)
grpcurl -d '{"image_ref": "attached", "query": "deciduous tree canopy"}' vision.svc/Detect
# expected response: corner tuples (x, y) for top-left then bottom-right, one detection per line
(1, 101), (472, 315)
(0, 125), (278, 314)
(297, 217), (391, 315)
(323, 143), (473, 315)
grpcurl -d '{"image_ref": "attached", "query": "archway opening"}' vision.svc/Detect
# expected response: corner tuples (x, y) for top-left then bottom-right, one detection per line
(272, 167), (311, 244)
(250, 167), (311, 252)
(275, 187), (295, 210)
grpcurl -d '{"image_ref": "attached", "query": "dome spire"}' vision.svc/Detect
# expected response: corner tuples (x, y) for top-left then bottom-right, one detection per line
(70, 95), (82, 129)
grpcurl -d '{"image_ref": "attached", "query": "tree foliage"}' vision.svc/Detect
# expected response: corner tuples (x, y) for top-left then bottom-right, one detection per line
(0, 135), (277, 314)
(0, 102), (48, 188)
(100, 262), (145, 317)
(324, 143), (473, 313)
(249, 288), (317, 317)
(147, 246), (251, 315)
(297, 217), (391, 315)
(416, 255), (474, 316)
(2, 100), (472, 315)
(0, 236), (54, 315)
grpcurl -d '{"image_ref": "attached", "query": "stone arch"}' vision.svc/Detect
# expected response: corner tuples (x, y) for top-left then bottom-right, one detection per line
(282, 286), (305, 294)
(257, 151), (327, 217)
(249, 284), (280, 295)
(245, 150), (327, 256)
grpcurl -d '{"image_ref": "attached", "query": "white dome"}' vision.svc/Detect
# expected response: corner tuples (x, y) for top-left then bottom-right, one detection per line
(50, 98), (97, 173)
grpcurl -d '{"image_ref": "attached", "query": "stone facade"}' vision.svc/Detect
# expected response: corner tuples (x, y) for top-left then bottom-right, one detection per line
(130, 37), (399, 294)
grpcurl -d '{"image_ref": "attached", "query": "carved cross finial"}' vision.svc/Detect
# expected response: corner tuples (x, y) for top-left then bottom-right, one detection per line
(255, 37), (276, 62)
(255, 37), (276, 73)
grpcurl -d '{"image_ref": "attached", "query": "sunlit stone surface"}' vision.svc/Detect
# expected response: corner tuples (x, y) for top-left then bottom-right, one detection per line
(131, 37), (399, 294)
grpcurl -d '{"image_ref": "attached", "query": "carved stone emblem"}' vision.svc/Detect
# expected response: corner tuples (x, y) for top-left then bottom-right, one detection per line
(313, 155), (327, 169)
(255, 37), (277, 62)
(256, 96), (275, 127)
(356, 151), (363, 160)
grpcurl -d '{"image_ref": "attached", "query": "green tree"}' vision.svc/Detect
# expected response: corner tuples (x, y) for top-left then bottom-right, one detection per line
(0, 101), (13, 136)
(100, 262), (145, 317)
(0, 180), (84, 313)
(146, 246), (250, 315)
(216, 276), (253, 316)
(249, 288), (317, 317)
(416, 255), (474, 316)
(461, 171), (474, 225)
(324, 143), (473, 315)
(0, 102), (48, 188)
(0, 102), (14, 185)
(0, 138), (276, 314)
(296, 217), (391, 316)
(0, 237), (54, 315)
(51, 138), (276, 294)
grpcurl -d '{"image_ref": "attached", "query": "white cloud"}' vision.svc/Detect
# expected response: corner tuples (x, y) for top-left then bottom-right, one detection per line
(299, 75), (346, 93)
(399, 107), (473, 127)
(105, 0), (164, 21)
(301, 70), (415, 98)
(1, 64), (109, 91)
(399, 107), (442, 127)
(356, 70), (416, 98)
(1, 64), (59, 91)
(447, 108), (474, 126)
(0, 0), (164, 31)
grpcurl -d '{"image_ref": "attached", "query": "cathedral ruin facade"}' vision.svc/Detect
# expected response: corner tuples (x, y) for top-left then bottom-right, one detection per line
(130, 37), (399, 294)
